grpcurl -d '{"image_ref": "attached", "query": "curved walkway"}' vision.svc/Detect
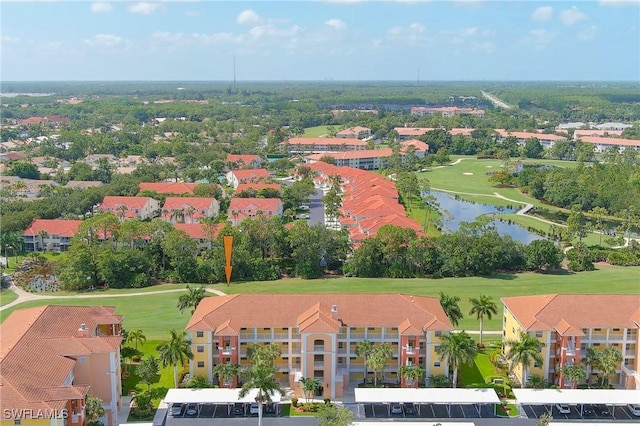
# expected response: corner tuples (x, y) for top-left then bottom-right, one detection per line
(0, 285), (227, 313)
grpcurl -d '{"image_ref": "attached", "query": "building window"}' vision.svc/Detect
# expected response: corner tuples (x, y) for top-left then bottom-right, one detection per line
(613, 328), (620, 332)
(196, 331), (204, 338)
(197, 361), (205, 368)
(593, 343), (601, 347)
(594, 328), (601, 332)
(434, 361), (441, 367)
(536, 331), (543, 338)
(314, 339), (324, 350)
(14, 421), (21, 426)
(534, 362), (540, 368)
(435, 331), (442, 337)
(197, 346), (204, 353)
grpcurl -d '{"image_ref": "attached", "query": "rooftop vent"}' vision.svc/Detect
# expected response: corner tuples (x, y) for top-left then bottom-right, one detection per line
(78, 323), (88, 331)
(331, 305), (338, 313)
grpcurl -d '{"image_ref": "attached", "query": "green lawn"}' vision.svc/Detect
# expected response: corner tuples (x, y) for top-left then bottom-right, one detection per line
(0, 289), (18, 306)
(123, 340), (176, 401)
(302, 126), (330, 137)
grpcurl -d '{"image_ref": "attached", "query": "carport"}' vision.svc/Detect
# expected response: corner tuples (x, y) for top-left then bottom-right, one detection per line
(163, 388), (282, 416)
(354, 388), (500, 417)
(513, 389), (640, 419)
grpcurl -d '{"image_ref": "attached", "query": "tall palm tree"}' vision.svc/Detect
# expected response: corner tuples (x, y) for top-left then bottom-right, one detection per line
(596, 346), (622, 388)
(185, 205), (197, 223)
(561, 365), (586, 389)
(436, 331), (478, 388)
(439, 292), (463, 327)
(581, 347), (599, 386)
(246, 343), (281, 369)
(355, 340), (374, 385)
(526, 374), (546, 389)
(212, 363), (239, 388)
(367, 343), (393, 387)
(157, 329), (194, 388)
(127, 329), (146, 351)
(468, 294), (498, 345)
(177, 285), (206, 315)
(239, 365), (284, 426)
(505, 331), (544, 388)
(299, 377), (322, 402)
(398, 365), (426, 388)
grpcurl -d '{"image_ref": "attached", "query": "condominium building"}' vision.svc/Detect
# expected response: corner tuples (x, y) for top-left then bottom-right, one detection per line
(0, 305), (123, 426)
(185, 294), (452, 400)
(502, 294), (640, 390)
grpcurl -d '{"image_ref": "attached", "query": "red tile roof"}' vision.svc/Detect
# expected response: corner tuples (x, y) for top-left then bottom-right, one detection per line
(235, 182), (282, 193)
(577, 136), (640, 147)
(226, 154), (260, 165)
(173, 223), (224, 239)
(287, 138), (367, 146)
(228, 168), (270, 180)
(162, 197), (216, 211)
(186, 294), (452, 334)
(139, 182), (198, 194)
(22, 219), (82, 237)
(100, 196), (153, 210)
(228, 197), (282, 212)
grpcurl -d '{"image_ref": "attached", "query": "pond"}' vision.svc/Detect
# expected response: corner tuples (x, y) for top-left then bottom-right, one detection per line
(430, 191), (545, 244)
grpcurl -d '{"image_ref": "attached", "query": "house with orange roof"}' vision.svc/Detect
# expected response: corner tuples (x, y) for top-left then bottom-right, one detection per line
(574, 136), (640, 153)
(410, 106), (485, 118)
(502, 294), (640, 390)
(138, 181), (198, 195)
(0, 305), (123, 426)
(225, 169), (271, 190)
(98, 196), (160, 220)
(226, 154), (262, 169)
(227, 198), (283, 226)
(185, 294), (452, 399)
(336, 126), (372, 140)
(572, 129), (624, 139)
(235, 182), (282, 195)
(161, 197), (220, 224)
(495, 130), (567, 149)
(285, 138), (367, 154)
(394, 127), (436, 140)
(173, 223), (224, 251)
(22, 219), (82, 252)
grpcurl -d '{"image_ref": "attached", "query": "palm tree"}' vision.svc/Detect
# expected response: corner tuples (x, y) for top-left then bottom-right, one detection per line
(127, 329), (146, 351)
(185, 205), (197, 223)
(526, 374), (546, 389)
(300, 377), (322, 402)
(398, 365), (426, 388)
(468, 294), (498, 345)
(85, 395), (105, 424)
(367, 343), (393, 387)
(439, 292), (463, 327)
(355, 340), (374, 385)
(596, 346), (622, 388)
(581, 347), (599, 386)
(561, 365), (586, 389)
(436, 331), (478, 388)
(37, 229), (48, 252)
(157, 329), (194, 388)
(427, 374), (451, 388)
(177, 285), (206, 315)
(239, 365), (285, 426)
(212, 363), (239, 388)
(246, 343), (281, 369)
(505, 331), (545, 388)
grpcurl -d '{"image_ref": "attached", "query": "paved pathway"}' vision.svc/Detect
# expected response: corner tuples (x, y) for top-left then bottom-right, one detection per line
(0, 285), (227, 312)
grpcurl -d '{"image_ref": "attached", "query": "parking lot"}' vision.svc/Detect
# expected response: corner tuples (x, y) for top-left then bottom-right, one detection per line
(522, 404), (638, 421)
(170, 402), (280, 419)
(362, 403), (496, 419)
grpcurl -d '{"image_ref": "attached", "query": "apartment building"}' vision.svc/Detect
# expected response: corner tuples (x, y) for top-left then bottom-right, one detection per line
(22, 219), (82, 252)
(0, 305), (123, 426)
(225, 169), (271, 190)
(502, 294), (640, 390)
(227, 198), (283, 226)
(495, 130), (567, 149)
(575, 136), (640, 153)
(285, 138), (367, 154)
(226, 154), (262, 169)
(161, 197), (220, 224)
(98, 196), (160, 221)
(185, 294), (452, 400)
(138, 181), (198, 195)
(336, 126), (372, 140)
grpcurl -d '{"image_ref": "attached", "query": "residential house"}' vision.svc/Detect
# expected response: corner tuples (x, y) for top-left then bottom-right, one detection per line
(502, 294), (640, 390)
(185, 294), (452, 399)
(98, 196), (160, 220)
(227, 198), (283, 226)
(284, 138), (367, 154)
(173, 223), (224, 251)
(235, 182), (282, 195)
(573, 129), (624, 139)
(22, 219), (82, 252)
(575, 136), (640, 153)
(336, 126), (372, 140)
(0, 305), (123, 426)
(410, 106), (485, 118)
(495, 130), (567, 149)
(595, 123), (633, 131)
(161, 197), (220, 224)
(225, 169), (271, 190)
(83, 154), (118, 169)
(0, 176), (58, 198)
(226, 154), (262, 169)
(19, 116), (70, 127)
(65, 181), (104, 190)
(139, 182), (198, 195)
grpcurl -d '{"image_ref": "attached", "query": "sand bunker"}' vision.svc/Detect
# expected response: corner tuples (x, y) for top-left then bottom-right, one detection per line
(463, 172), (474, 175)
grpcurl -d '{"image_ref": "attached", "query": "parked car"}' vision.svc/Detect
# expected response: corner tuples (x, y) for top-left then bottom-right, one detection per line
(185, 403), (198, 417)
(250, 403), (260, 415)
(295, 213), (310, 219)
(556, 404), (570, 414)
(583, 404), (595, 416)
(233, 402), (245, 416)
(390, 404), (403, 415)
(170, 403), (184, 417)
(298, 205), (310, 211)
(629, 404), (640, 416)
(403, 403), (416, 415)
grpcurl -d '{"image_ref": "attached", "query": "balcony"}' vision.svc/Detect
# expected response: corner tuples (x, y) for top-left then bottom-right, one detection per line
(314, 361), (325, 368)
(405, 346), (416, 355)
(565, 346), (576, 356)
(350, 333), (365, 339)
(366, 333), (383, 340)
(313, 345), (325, 352)
(219, 346), (235, 355)
(626, 350), (636, 357)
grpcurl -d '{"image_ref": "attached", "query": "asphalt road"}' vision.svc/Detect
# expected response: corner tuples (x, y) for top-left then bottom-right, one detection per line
(307, 186), (325, 226)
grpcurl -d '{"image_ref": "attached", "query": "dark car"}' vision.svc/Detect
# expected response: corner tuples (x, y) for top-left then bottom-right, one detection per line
(404, 403), (416, 416)
(170, 403), (184, 417)
(233, 403), (245, 416)
(583, 404), (595, 416)
(184, 403), (198, 417)
(390, 404), (403, 415)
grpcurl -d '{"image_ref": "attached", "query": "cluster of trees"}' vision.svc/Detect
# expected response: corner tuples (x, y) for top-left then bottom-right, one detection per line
(345, 221), (564, 278)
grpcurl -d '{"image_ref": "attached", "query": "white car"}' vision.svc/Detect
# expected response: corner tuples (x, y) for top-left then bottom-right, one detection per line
(556, 404), (571, 414)
(250, 403), (260, 415)
(629, 404), (640, 416)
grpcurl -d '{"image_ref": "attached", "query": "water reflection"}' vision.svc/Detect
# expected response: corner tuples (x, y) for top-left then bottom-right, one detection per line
(430, 191), (544, 245)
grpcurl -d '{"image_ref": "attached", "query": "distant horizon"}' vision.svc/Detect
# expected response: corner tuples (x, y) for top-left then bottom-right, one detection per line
(2, 1), (638, 81)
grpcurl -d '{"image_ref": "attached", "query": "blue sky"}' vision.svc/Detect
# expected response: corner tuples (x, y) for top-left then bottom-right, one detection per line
(1, 0), (639, 81)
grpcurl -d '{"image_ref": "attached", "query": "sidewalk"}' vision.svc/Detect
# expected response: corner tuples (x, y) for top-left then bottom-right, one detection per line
(117, 395), (133, 425)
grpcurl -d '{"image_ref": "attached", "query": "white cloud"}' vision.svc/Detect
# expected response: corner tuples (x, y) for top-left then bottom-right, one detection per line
(409, 22), (425, 33)
(128, 2), (162, 15)
(387, 22), (427, 46)
(577, 25), (597, 41)
(325, 19), (346, 30)
(560, 6), (587, 25)
(84, 33), (125, 48)
(237, 9), (262, 25)
(152, 31), (187, 43)
(531, 6), (553, 22)
(91, 2), (112, 13)
(598, 0), (640, 6)
(193, 32), (242, 45)
(525, 29), (555, 49)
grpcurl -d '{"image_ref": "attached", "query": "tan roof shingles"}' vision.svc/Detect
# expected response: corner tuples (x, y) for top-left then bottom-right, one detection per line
(502, 294), (640, 331)
(187, 294), (452, 333)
